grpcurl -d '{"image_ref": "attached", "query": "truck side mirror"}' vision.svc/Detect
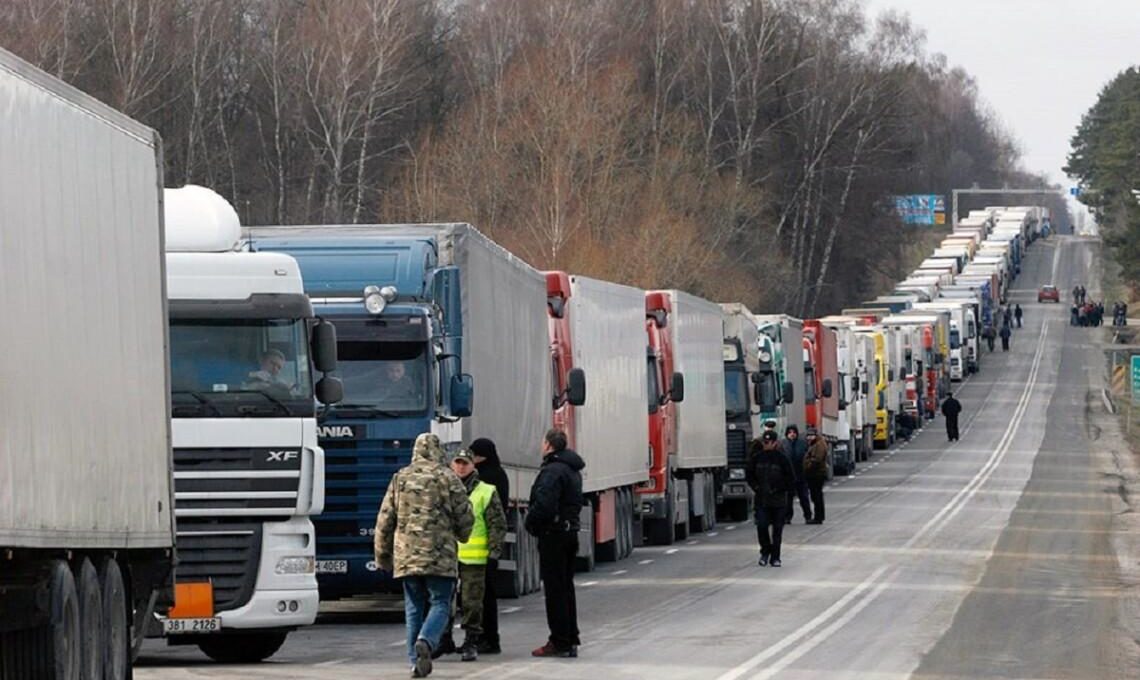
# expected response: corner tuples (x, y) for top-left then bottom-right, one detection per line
(449, 373), (474, 417)
(781, 381), (794, 404)
(862, 381), (870, 395)
(312, 319), (338, 373)
(822, 378), (833, 398)
(888, 369), (895, 381)
(838, 399), (848, 410)
(851, 377), (860, 392)
(670, 372), (685, 402)
(315, 376), (343, 405)
(566, 367), (586, 406)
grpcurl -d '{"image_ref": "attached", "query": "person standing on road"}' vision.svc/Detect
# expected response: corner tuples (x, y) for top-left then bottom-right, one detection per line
(782, 425), (812, 523)
(1072, 285), (1081, 305)
(449, 449), (507, 662)
(746, 430), (795, 566)
(375, 433), (474, 678)
(471, 438), (508, 655)
(983, 324), (996, 352)
(941, 392), (962, 442)
(526, 429), (585, 658)
(1003, 306), (1013, 329)
(803, 428), (829, 525)
(999, 324), (1012, 351)
(1014, 304), (1023, 328)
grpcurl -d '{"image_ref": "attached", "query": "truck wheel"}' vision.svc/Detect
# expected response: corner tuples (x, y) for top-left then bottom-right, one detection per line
(198, 632), (288, 663)
(76, 558), (103, 680)
(645, 485), (675, 546)
(575, 509), (596, 572)
(52, 559), (82, 679)
(703, 476), (717, 532)
(728, 499), (749, 522)
(96, 558), (128, 680)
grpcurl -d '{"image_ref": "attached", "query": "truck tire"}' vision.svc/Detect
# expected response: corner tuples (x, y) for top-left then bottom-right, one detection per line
(96, 558), (128, 680)
(76, 558), (103, 680)
(197, 632), (288, 663)
(51, 559), (82, 679)
(644, 482), (675, 546)
(621, 489), (635, 559)
(575, 509), (596, 572)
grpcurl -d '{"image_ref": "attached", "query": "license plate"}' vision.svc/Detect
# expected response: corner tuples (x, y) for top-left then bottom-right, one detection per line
(316, 560), (348, 574)
(163, 617), (221, 634)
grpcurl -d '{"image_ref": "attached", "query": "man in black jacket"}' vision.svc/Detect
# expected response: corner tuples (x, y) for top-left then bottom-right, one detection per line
(941, 393), (962, 442)
(471, 438), (508, 655)
(525, 429), (585, 658)
(746, 430), (795, 567)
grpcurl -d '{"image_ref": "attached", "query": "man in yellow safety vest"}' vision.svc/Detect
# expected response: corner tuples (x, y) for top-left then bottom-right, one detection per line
(449, 448), (507, 662)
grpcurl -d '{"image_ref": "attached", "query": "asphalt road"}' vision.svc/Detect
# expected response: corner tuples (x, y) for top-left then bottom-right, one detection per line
(137, 235), (1140, 679)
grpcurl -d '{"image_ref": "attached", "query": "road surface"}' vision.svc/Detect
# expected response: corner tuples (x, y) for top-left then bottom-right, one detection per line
(137, 235), (1140, 679)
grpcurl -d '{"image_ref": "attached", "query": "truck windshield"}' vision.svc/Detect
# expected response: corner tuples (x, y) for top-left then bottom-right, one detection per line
(169, 319), (314, 418)
(757, 370), (778, 411)
(950, 329), (961, 349)
(804, 365), (817, 403)
(334, 341), (430, 414)
(723, 370), (750, 417)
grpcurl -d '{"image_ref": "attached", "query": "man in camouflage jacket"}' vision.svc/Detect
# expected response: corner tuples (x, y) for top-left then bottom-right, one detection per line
(375, 433), (474, 677)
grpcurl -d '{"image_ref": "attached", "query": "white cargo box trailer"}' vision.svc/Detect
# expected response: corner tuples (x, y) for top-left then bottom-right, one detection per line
(0, 47), (174, 675)
(568, 275), (649, 493)
(667, 291), (728, 470)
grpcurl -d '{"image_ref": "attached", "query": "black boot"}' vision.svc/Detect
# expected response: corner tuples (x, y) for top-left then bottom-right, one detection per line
(477, 637), (501, 654)
(460, 634), (480, 662)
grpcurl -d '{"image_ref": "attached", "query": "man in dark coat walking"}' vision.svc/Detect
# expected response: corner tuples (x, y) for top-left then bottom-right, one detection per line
(1014, 304), (1023, 328)
(999, 324), (1011, 351)
(941, 393), (962, 441)
(802, 428), (829, 525)
(471, 438), (509, 655)
(526, 429), (585, 658)
(746, 430), (795, 567)
(782, 425), (812, 523)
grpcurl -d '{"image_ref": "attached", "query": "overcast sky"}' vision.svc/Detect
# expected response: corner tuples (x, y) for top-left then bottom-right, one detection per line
(863, 0), (1140, 188)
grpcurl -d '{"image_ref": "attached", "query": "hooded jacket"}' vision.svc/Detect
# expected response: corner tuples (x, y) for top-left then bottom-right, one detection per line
(471, 437), (510, 515)
(374, 433), (474, 578)
(525, 448), (585, 536)
(782, 426), (808, 481)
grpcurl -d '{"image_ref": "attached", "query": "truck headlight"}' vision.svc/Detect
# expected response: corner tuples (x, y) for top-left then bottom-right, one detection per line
(363, 286), (386, 315)
(275, 556), (316, 575)
(729, 469), (746, 480)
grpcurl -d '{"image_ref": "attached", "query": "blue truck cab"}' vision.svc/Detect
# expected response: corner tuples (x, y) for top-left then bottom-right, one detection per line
(248, 227), (473, 598)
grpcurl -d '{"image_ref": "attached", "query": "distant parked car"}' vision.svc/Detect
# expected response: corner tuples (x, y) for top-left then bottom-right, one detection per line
(1038, 285), (1060, 303)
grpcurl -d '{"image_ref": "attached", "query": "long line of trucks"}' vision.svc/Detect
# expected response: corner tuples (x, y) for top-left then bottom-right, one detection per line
(1, 47), (1053, 675)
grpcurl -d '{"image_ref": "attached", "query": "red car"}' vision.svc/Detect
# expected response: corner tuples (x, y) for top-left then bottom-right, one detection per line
(1038, 285), (1060, 303)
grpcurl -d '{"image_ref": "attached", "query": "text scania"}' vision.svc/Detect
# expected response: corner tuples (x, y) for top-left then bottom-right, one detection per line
(318, 425), (356, 438)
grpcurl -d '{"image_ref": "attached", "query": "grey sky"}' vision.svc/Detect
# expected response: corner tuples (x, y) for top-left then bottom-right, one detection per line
(863, 0), (1140, 186)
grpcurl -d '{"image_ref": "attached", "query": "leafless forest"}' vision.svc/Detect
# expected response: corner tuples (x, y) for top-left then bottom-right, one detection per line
(0, 0), (1070, 314)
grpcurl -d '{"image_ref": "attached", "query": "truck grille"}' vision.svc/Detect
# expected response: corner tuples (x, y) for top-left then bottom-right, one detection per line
(318, 439), (407, 557)
(726, 429), (749, 464)
(174, 521), (262, 612)
(173, 448), (301, 520)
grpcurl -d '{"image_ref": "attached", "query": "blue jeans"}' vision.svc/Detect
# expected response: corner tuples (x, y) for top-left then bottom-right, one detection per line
(403, 575), (456, 666)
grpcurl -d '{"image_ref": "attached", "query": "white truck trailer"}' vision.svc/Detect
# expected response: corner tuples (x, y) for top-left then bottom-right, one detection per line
(553, 275), (648, 568)
(719, 304), (765, 521)
(0, 48), (175, 678)
(667, 291), (728, 536)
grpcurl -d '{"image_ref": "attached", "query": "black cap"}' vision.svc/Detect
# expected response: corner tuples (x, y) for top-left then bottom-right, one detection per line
(761, 430), (780, 443)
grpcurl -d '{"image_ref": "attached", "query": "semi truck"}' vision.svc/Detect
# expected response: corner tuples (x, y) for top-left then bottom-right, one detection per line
(756, 315), (805, 435)
(719, 304), (765, 521)
(161, 187), (342, 662)
(818, 317), (875, 463)
(802, 322), (842, 474)
(0, 48), (175, 679)
(641, 291), (726, 543)
(545, 272), (646, 568)
(251, 223), (550, 598)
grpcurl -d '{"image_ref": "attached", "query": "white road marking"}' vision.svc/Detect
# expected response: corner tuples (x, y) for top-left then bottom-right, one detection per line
(717, 321), (1050, 680)
(314, 658), (352, 666)
(707, 531), (719, 537)
(725, 525), (737, 530)
(612, 569), (628, 575)
(638, 559), (655, 565)
(666, 548), (680, 554)
(580, 580), (599, 587)
(500, 606), (522, 614)
(686, 540), (699, 545)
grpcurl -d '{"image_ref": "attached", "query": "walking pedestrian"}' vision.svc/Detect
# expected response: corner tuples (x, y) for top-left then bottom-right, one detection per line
(1014, 304), (1023, 328)
(803, 428), (829, 525)
(941, 392), (962, 442)
(1071, 304), (1079, 326)
(374, 433), (474, 679)
(1080, 286), (1087, 305)
(471, 438), (508, 655)
(447, 449), (507, 662)
(1072, 285), (1081, 306)
(999, 324), (1011, 351)
(782, 425), (812, 523)
(526, 429), (585, 658)
(983, 324), (996, 352)
(1003, 306), (1013, 329)
(746, 430), (795, 566)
